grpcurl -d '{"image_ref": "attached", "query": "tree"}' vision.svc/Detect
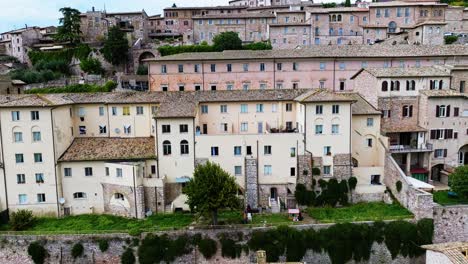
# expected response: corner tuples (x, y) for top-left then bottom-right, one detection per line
(183, 161), (241, 225)
(444, 35), (458, 45)
(212, 32), (242, 51)
(55, 7), (81, 44)
(449, 165), (468, 199)
(79, 58), (103, 75)
(344, 0), (351, 7)
(102, 26), (129, 66)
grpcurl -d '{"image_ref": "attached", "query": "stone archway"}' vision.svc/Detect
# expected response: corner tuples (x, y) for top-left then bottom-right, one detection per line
(138, 51), (156, 66)
(431, 164), (444, 182)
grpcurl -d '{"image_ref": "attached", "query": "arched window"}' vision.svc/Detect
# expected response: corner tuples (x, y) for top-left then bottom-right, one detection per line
(395, 81), (400, 91)
(12, 126), (23, 143)
(439, 80), (443, 90)
(163, 140), (172, 155)
(411, 80), (416, 90)
(329, 15), (332, 21)
(315, 27), (319, 35)
(352, 158), (358, 168)
(332, 15), (336, 22)
(406, 80), (410, 91)
(382, 81), (388, 91)
(337, 15), (342, 21)
(428, 27), (433, 34)
(114, 193), (125, 200)
(329, 28), (334, 35)
(388, 21), (397, 33)
(73, 192), (87, 199)
(180, 140), (189, 155)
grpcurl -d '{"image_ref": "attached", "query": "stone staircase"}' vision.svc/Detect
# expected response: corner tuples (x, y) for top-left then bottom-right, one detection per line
(270, 198), (280, 213)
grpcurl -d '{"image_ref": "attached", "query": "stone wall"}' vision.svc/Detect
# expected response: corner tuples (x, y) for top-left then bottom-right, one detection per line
(383, 154), (434, 220)
(333, 153), (353, 180)
(245, 158), (259, 209)
(258, 184), (289, 209)
(102, 183), (145, 219)
(297, 154), (313, 188)
(164, 183), (183, 206)
(433, 205), (468, 243)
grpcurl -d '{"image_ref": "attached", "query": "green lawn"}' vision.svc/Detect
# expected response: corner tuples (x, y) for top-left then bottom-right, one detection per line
(0, 213), (194, 234)
(307, 202), (413, 223)
(433, 191), (468, 206)
(203, 211), (294, 226)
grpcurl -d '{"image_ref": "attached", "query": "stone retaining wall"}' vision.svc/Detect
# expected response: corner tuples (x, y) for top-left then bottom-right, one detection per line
(433, 205), (468, 243)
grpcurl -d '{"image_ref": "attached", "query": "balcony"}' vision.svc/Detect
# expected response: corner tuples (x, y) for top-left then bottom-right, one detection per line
(389, 143), (433, 153)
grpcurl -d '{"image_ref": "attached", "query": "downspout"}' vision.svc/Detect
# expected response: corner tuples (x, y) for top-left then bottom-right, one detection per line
(256, 140), (259, 208)
(155, 117), (160, 179)
(348, 104), (352, 178)
(106, 104), (110, 137)
(0, 112), (9, 211)
(133, 166), (138, 218)
(192, 117), (196, 169)
(273, 58), (276, 89)
(50, 107), (60, 217)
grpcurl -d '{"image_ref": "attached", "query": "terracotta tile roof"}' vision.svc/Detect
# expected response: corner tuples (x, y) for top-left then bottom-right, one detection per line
(307, 7), (368, 13)
(149, 45), (468, 61)
(419, 89), (468, 98)
(296, 89), (356, 103)
(59, 137), (156, 162)
(197, 89), (308, 102)
(382, 123), (427, 133)
(353, 66), (451, 78)
(423, 242), (468, 264)
(369, 1), (447, 7)
(193, 13), (275, 19)
(344, 93), (381, 115)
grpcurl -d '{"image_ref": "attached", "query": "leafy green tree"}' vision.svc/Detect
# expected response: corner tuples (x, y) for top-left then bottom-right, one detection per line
(212, 31), (242, 51)
(10, 209), (35, 231)
(80, 58), (103, 75)
(344, 0), (351, 7)
(183, 161), (241, 225)
(55, 7), (82, 44)
(449, 165), (468, 199)
(102, 26), (129, 66)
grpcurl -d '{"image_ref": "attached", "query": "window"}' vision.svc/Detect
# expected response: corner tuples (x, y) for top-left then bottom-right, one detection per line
(79, 126), (86, 135)
(15, 153), (24, 163)
(151, 165), (156, 175)
(136, 106), (144, 115)
(227, 64), (232, 72)
(163, 140), (172, 155)
(242, 83), (249, 90)
(85, 167), (93, 176)
(264, 165), (272, 175)
(382, 110), (391, 118)
(240, 104), (248, 113)
(124, 125), (131, 135)
(180, 140), (189, 155)
(240, 122), (248, 132)
(105, 167), (110, 176)
(115, 193), (125, 200)
(116, 168), (123, 177)
(122, 106), (130, 116)
(320, 80), (325, 87)
(402, 105), (413, 117)
(332, 105), (340, 114)
(30, 111), (39, 121)
(320, 62), (326, 70)
(315, 125), (323, 135)
(324, 146), (331, 156)
(260, 63), (265, 71)
(14, 132), (23, 142)
(234, 146), (242, 156)
(286, 103), (292, 112)
(367, 118), (374, 127)
(161, 65), (167, 74)
(194, 64), (200, 73)
(112, 107), (117, 116)
(391, 81), (400, 91)
(73, 192), (87, 199)
(210, 64), (216, 72)
(272, 104), (278, 113)
(17, 174), (25, 184)
(406, 80), (416, 91)
(243, 63), (249, 72)
(454, 107), (460, 117)
(178, 64), (184, 73)
(293, 62), (298, 71)
(371, 175), (381, 185)
(290, 167), (296, 177)
(316, 105), (323, 114)
(35, 173), (44, 183)
(276, 83), (283, 89)
(339, 62), (345, 70)
(34, 153), (42, 163)
(323, 166), (331, 175)
(220, 105), (228, 113)
(339, 81), (345, 91)
(201, 105), (208, 114)
(18, 194), (27, 204)
(179, 124), (188, 133)
(290, 147), (296, 157)
(434, 149), (447, 158)
(37, 193), (46, 203)
(430, 129), (454, 140)
(99, 106), (105, 116)
(332, 124), (339, 134)
(366, 138), (373, 147)
(234, 166), (242, 176)
(256, 104), (264, 113)
(162, 125), (171, 133)
(64, 168), (72, 177)
(220, 123), (228, 132)
(211, 146), (219, 156)
(97, 125), (106, 134)
(264, 145), (272, 155)
(162, 86), (168, 92)
(11, 111), (20, 121)
(277, 63), (282, 71)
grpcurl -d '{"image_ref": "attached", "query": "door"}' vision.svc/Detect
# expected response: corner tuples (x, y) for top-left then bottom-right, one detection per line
(270, 188), (277, 199)
(202, 124), (208, 134)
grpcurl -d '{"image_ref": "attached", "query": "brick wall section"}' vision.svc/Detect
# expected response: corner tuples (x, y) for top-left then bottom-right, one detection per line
(379, 97), (420, 134)
(102, 183), (145, 219)
(297, 154), (313, 188)
(245, 157), (259, 209)
(383, 154), (434, 220)
(333, 153), (353, 180)
(433, 205), (468, 243)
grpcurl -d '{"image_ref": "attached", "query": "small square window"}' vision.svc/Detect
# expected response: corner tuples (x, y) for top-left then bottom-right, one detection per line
(162, 125), (171, 133)
(85, 167), (93, 176)
(179, 124), (189, 133)
(323, 166), (331, 175)
(234, 166), (242, 175)
(116, 168), (123, 177)
(264, 145), (272, 155)
(64, 168), (72, 177)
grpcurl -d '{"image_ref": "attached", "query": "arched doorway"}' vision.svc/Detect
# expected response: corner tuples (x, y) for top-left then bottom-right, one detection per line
(138, 52), (156, 66)
(459, 145), (468, 165)
(431, 164), (444, 182)
(388, 21), (397, 33)
(270, 187), (278, 199)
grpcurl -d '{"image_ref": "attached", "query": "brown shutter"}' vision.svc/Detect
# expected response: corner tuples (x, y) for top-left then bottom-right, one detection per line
(436, 105), (440, 117)
(447, 105), (451, 117)
(454, 107), (459, 117)
(444, 149), (447, 157)
(409, 105), (413, 117)
(454, 132), (458, 139)
(430, 130), (436, 139)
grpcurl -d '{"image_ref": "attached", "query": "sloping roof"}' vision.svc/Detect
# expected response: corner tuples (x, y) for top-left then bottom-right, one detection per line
(296, 89), (356, 103)
(149, 45), (468, 62)
(197, 89), (308, 102)
(59, 137), (156, 162)
(193, 13), (275, 19)
(351, 66), (451, 79)
(369, 1), (447, 7)
(346, 93), (381, 115)
(419, 89), (468, 98)
(307, 7), (368, 13)
(423, 242), (468, 264)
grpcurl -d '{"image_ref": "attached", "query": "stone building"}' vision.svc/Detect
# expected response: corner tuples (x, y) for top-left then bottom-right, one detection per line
(0, 27), (42, 63)
(0, 75), (25, 94)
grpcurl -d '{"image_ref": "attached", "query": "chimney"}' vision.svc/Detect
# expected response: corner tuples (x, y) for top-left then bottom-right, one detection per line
(92, 6), (95, 12)
(25, 24), (28, 29)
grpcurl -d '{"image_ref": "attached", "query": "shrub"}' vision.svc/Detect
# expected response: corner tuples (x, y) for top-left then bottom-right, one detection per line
(71, 243), (84, 258)
(128, 228), (142, 237)
(10, 209), (35, 231)
(138, 234), (191, 263)
(25, 82), (115, 94)
(28, 242), (47, 264)
(444, 35), (458, 44)
(80, 58), (103, 75)
(312, 167), (321, 176)
(136, 64), (148, 75)
(396, 181), (403, 193)
(242, 41), (272, 50)
(97, 239), (109, 252)
(449, 165), (468, 199)
(348, 177), (358, 190)
(198, 237), (217, 259)
(220, 237), (242, 259)
(121, 248), (136, 264)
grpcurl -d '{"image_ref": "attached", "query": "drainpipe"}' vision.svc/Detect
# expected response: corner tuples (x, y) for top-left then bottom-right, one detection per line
(348, 104), (352, 179)
(154, 117), (160, 179)
(133, 166), (138, 218)
(273, 58), (276, 89)
(333, 58), (336, 91)
(192, 118), (196, 169)
(0, 112), (9, 212)
(50, 107), (61, 217)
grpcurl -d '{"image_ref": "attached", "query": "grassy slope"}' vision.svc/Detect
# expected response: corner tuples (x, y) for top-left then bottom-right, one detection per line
(433, 191), (468, 206)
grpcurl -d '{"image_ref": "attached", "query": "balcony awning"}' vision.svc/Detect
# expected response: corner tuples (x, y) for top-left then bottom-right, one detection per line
(410, 168), (429, 174)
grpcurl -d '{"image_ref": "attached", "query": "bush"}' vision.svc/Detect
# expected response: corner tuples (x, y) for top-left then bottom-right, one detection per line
(10, 69), (62, 84)
(128, 228), (142, 237)
(198, 237), (217, 259)
(71, 243), (84, 258)
(396, 181), (403, 193)
(242, 41), (272, 50)
(10, 209), (35, 231)
(444, 35), (458, 44)
(136, 64), (148, 75)
(138, 234), (191, 263)
(80, 58), (103, 75)
(28, 242), (47, 264)
(348, 177), (358, 190)
(449, 165), (468, 199)
(121, 248), (136, 264)
(97, 239), (109, 252)
(220, 237), (242, 259)
(312, 167), (321, 176)
(26, 82), (115, 94)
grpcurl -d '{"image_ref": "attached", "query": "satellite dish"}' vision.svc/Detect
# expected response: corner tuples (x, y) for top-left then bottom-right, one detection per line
(114, 128), (121, 134)
(59, 198), (66, 205)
